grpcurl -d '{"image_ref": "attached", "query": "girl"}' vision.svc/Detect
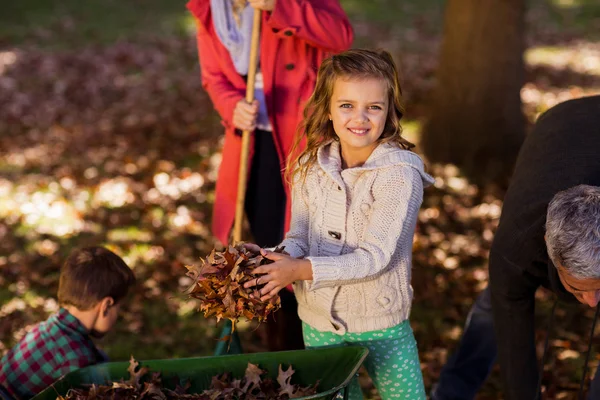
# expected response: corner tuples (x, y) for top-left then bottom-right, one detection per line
(186, 0), (353, 351)
(245, 49), (433, 399)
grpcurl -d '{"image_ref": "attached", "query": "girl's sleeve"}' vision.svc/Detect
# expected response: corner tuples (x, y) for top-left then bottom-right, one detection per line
(266, 0), (354, 52)
(279, 179), (310, 259)
(194, 19), (245, 128)
(307, 166), (424, 290)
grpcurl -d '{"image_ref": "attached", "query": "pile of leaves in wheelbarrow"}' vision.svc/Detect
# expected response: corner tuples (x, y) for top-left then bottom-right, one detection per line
(58, 356), (319, 399)
(184, 244), (284, 331)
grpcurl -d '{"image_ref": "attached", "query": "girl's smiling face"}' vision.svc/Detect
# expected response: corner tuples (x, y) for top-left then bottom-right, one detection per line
(329, 76), (389, 168)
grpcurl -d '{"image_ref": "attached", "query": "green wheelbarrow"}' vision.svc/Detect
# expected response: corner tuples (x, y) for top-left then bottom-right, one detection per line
(32, 346), (368, 400)
(214, 319), (243, 356)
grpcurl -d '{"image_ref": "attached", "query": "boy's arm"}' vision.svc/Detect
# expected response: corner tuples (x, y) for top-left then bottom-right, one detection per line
(307, 166), (423, 290)
(54, 343), (101, 376)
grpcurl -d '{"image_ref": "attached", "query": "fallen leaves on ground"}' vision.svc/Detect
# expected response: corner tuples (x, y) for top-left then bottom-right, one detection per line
(58, 357), (318, 400)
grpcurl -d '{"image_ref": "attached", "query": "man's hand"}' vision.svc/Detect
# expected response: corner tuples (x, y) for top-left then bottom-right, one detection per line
(248, 0), (276, 11)
(244, 249), (312, 301)
(233, 99), (259, 131)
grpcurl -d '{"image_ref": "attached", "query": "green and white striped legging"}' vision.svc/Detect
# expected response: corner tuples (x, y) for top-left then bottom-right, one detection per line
(302, 320), (426, 399)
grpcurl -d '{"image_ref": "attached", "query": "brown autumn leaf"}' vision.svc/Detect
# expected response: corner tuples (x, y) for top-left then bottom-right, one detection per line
(242, 362), (264, 392)
(127, 355), (150, 389)
(184, 258), (219, 283)
(277, 364), (297, 398)
(184, 244), (284, 328)
(110, 381), (133, 390)
(140, 382), (167, 399)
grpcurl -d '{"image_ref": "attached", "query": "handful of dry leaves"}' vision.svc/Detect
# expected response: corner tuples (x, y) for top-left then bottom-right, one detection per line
(57, 357), (319, 399)
(184, 244), (284, 330)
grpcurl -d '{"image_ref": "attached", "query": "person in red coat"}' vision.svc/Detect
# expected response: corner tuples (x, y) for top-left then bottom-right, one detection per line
(187, 0), (353, 351)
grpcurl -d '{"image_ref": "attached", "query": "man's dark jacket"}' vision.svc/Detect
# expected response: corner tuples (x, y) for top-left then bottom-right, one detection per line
(489, 95), (600, 400)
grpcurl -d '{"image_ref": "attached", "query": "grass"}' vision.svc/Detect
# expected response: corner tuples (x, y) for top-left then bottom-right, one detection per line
(0, 0), (450, 50)
(2, 0), (598, 51)
(341, 0), (444, 25)
(546, 0), (600, 37)
(0, 0), (190, 49)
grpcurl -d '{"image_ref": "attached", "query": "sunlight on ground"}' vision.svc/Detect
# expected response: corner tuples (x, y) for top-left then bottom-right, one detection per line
(95, 178), (135, 208)
(0, 51), (17, 75)
(151, 171), (205, 201)
(178, 14), (198, 37)
(526, 45), (600, 76)
(401, 119), (422, 145)
(0, 162), (213, 240)
(522, 44), (600, 118)
(107, 228), (154, 243)
(0, 293), (59, 342)
(551, 0), (581, 9)
(0, 179), (84, 237)
(176, 299), (198, 318)
(520, 84), (592, 119)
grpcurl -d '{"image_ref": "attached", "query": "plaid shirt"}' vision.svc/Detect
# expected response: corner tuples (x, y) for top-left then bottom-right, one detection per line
(0, 308), (102, 400)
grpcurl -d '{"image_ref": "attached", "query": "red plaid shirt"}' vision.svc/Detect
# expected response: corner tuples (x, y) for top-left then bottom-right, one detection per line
(0, 308), (102, 399)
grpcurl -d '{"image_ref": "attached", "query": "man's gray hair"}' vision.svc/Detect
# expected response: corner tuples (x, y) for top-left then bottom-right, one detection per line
(546, 184), (600, 279)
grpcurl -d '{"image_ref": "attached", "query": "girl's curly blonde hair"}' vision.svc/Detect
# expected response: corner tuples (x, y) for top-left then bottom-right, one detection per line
(286, 48), (414, 185)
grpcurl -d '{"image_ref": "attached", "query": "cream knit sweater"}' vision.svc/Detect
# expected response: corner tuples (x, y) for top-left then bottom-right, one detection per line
(280, 140), (434, 334)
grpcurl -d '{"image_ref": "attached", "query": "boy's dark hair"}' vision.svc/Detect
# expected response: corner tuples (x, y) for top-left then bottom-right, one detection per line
(58, 247), (136, 310)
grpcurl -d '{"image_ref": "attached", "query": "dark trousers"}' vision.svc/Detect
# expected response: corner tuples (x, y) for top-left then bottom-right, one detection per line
(244, 129), (286, 247)
(433, 283), (600, 400)
(432, 288), (497, 400)
(244, 129), (304, 351)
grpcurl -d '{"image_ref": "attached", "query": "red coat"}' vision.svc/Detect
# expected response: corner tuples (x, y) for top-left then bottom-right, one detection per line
(187, 0), (353, 244)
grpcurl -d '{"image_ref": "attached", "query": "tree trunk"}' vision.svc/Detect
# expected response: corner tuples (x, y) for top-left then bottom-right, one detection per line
(422, 0), (526, 185)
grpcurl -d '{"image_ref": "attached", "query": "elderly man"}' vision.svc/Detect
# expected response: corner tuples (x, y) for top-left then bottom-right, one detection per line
(432, 95), (600, 400)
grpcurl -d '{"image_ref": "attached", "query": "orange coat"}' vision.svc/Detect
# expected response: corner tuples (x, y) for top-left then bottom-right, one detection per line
(187, 0), (353, 244)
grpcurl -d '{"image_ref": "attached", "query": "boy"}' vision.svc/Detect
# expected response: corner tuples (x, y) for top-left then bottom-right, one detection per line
(0, 247), (135, 399)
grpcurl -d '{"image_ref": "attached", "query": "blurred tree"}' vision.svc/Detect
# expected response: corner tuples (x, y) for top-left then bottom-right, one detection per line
(422, 0), (526, 186)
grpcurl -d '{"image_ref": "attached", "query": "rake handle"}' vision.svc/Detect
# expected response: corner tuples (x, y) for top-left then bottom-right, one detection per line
(233, 8), (262, 244)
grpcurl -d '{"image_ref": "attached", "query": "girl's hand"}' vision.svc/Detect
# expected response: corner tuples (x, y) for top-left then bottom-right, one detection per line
(244, 249), (312, 301)
(233, 99), (259, 131)
(242, 242), (262, 253)
(248, 0), (276, 11)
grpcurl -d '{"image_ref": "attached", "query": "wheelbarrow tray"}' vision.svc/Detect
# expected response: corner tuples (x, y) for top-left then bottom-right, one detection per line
(33, 346), (368, 400)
